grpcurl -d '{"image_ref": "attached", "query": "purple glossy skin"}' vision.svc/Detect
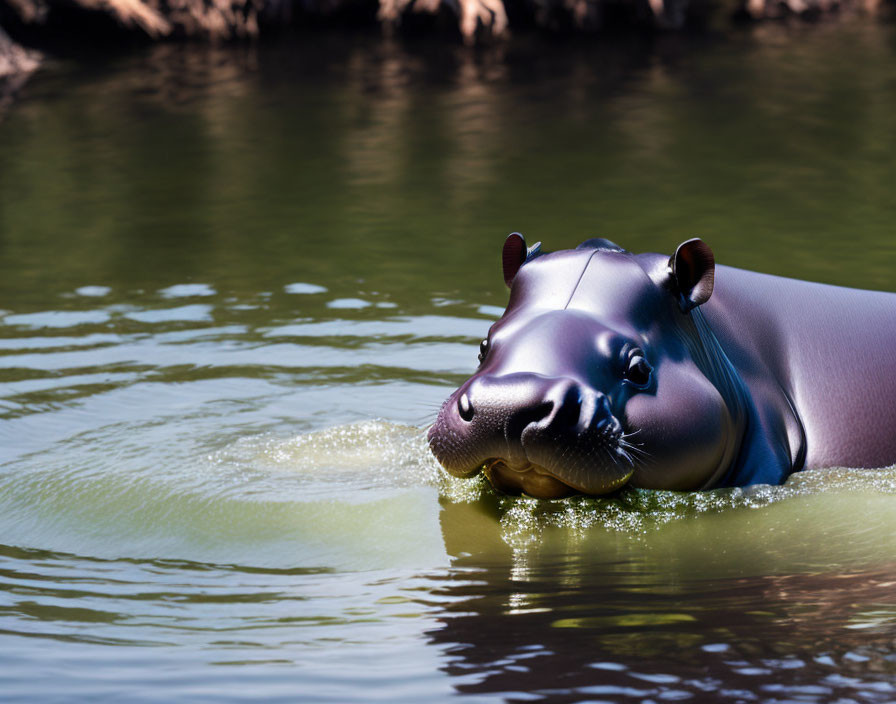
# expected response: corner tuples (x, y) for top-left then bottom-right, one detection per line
(428, 237), (896, 498)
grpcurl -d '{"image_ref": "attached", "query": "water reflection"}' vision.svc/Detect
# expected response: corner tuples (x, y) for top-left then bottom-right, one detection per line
(4, 23), (896, 308)
(428, 484), (896, 701)
(428, 527), (896, 701)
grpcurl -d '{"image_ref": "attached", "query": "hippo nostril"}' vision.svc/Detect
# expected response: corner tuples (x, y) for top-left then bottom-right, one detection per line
(554, 385), (583, 428)
(458, 393), (474, 422)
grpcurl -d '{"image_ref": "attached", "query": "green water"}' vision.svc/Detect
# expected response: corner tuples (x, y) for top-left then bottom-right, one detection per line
(1, 22), (896, 702)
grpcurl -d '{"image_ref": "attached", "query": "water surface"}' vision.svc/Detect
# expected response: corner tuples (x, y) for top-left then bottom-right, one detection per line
(1, 22), (896, 702)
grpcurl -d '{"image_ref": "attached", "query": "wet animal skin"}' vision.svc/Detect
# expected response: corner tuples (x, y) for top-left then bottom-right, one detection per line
(429, 235), (896, 498)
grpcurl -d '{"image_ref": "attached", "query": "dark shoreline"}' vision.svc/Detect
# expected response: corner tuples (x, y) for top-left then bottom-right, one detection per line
(0, 0), (892, 113)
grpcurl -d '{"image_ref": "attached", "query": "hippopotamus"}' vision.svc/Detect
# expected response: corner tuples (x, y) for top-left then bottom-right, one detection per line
(428, 234), (896, 499)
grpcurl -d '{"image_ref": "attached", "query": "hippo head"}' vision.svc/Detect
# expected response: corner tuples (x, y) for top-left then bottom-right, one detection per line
(428, 234), (746, 499)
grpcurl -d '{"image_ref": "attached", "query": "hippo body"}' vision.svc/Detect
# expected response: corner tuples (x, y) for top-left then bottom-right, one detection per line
(428, 236), (896, 498)
(701, 261), (896, 479)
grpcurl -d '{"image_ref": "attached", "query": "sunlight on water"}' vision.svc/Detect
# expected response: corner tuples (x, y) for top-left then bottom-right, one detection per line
(0, 421), (453, 569)
(4, 406), (895, 573)
(211, 421), (442, 494)
(496, 464), (896, 538)
(490, 464), (896, 574)
(207, 421), (896, 576)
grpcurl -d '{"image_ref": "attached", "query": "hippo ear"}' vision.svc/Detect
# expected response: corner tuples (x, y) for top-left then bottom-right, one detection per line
(503, 233), (527, 287)
(670, 238), (715, 312)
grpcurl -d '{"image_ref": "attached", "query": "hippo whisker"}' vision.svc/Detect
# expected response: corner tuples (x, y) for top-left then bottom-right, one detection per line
(597, 443), (626, 468)
(620, 446), (650, 463)
(620, 436), (654, 465)
(619, 432), (648, 454)
(618, 441), (652, 467)
(616, 448), (635, 468)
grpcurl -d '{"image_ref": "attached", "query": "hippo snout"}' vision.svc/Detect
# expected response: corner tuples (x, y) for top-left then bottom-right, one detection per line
(429, 373), (633, 498)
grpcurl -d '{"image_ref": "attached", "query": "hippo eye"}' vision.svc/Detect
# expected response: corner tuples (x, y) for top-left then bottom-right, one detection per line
(624, 351), (652, 389)
(478, 339), (489, 364)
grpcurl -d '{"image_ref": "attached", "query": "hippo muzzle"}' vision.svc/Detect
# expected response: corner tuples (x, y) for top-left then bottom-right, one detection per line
(429, 373), (635, 498)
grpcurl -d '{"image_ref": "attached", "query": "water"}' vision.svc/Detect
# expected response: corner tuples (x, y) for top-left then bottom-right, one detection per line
(2, 21), (896, 702)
